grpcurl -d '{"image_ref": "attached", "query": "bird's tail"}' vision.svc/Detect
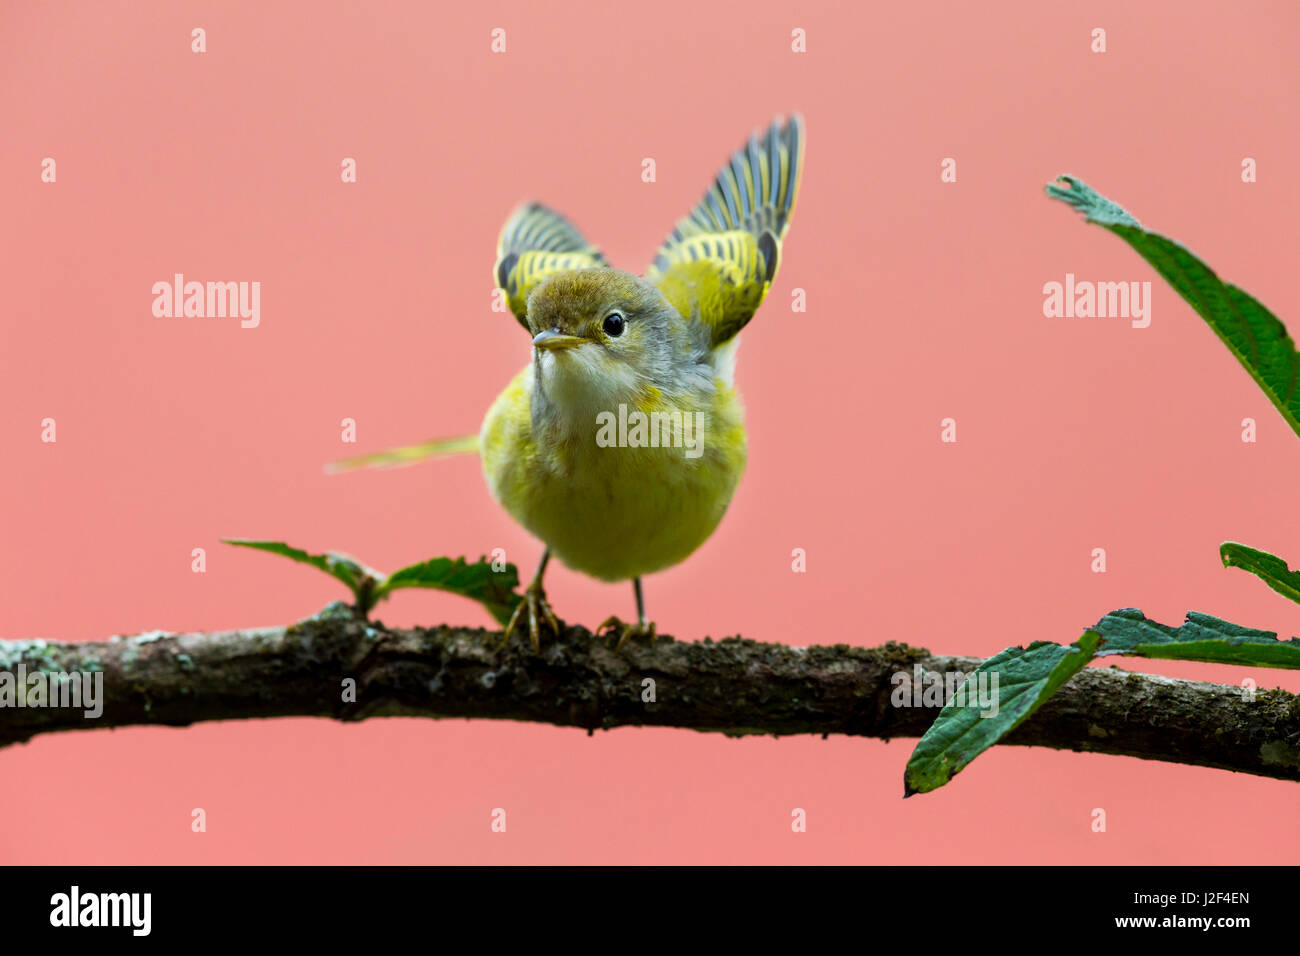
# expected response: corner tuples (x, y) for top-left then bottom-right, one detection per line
(325, 434), (479, 473)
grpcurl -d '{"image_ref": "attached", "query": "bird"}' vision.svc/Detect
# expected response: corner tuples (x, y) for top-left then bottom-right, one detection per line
(331, 115), (805, 649)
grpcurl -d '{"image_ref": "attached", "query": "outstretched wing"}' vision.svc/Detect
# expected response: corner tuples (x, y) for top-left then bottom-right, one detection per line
(647, 115), (804, 347)
(493, 203), (606, 329)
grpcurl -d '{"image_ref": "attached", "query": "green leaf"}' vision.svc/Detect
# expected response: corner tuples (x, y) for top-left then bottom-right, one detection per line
(224, 540), (523, 622)
(376, 556), (521, 625)
(222, 539), (381, 605)
(1093, 608), (1300, 669)
(1220, 542), (1300, 606)
(1046, 175), (1300, 440)
(904, 631), (1101, 796)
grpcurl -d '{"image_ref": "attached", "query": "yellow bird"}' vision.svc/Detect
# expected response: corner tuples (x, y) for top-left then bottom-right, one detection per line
(333, 115), (805, 648)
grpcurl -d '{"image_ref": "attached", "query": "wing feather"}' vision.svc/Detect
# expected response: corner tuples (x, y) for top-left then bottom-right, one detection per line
(493, 203), (605, 328)
(647, 115), (805, 347)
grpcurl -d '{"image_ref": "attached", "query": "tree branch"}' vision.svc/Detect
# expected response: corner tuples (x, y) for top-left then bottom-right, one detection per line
(2, 603), (1298, 785)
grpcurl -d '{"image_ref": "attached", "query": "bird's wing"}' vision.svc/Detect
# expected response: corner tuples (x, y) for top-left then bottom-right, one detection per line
(493, 203), (606, 329)
(647, 115), (804, 347)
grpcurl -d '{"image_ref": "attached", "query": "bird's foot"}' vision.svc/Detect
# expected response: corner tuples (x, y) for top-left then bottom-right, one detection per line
(598, 615), (657, 651)
(502, 580), (561, 651)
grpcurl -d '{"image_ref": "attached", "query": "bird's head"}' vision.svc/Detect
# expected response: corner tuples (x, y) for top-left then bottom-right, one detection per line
(525, 268), (706, 415)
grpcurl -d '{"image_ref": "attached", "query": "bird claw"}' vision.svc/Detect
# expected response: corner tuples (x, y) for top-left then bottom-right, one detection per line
(598, 615), (657, 651)
(502, 583), (561, 650)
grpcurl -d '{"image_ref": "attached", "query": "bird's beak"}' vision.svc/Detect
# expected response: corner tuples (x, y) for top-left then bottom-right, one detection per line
(531, 328), (586, 352)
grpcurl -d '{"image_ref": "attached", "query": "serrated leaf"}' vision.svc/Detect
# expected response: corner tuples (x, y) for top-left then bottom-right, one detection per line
(1046, 175), (1300, 440)
(1093, 607), (1300, 669)
(1220, 542), (1300, 606)
(904, 631), (1101, 796)
(222, 539), (379, 600)
(376, 556), (521, 625)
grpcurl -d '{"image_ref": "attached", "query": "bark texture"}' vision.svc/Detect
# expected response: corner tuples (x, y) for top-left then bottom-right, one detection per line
(2, 603), (1298, 785)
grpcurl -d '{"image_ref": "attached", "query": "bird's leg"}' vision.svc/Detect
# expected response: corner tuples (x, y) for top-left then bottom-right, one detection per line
(502, 549), (561, 650)
(598, 577), (657, 650)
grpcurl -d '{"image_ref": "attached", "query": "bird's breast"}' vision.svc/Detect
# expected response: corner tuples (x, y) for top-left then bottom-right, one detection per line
(481, 364), (747, 581)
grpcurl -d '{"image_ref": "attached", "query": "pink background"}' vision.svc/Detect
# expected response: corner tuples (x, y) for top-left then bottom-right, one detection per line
(3, 1), (1299, 864)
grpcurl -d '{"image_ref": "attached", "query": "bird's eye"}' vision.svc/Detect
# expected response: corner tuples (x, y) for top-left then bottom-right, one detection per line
(602, 312), (625, 338)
